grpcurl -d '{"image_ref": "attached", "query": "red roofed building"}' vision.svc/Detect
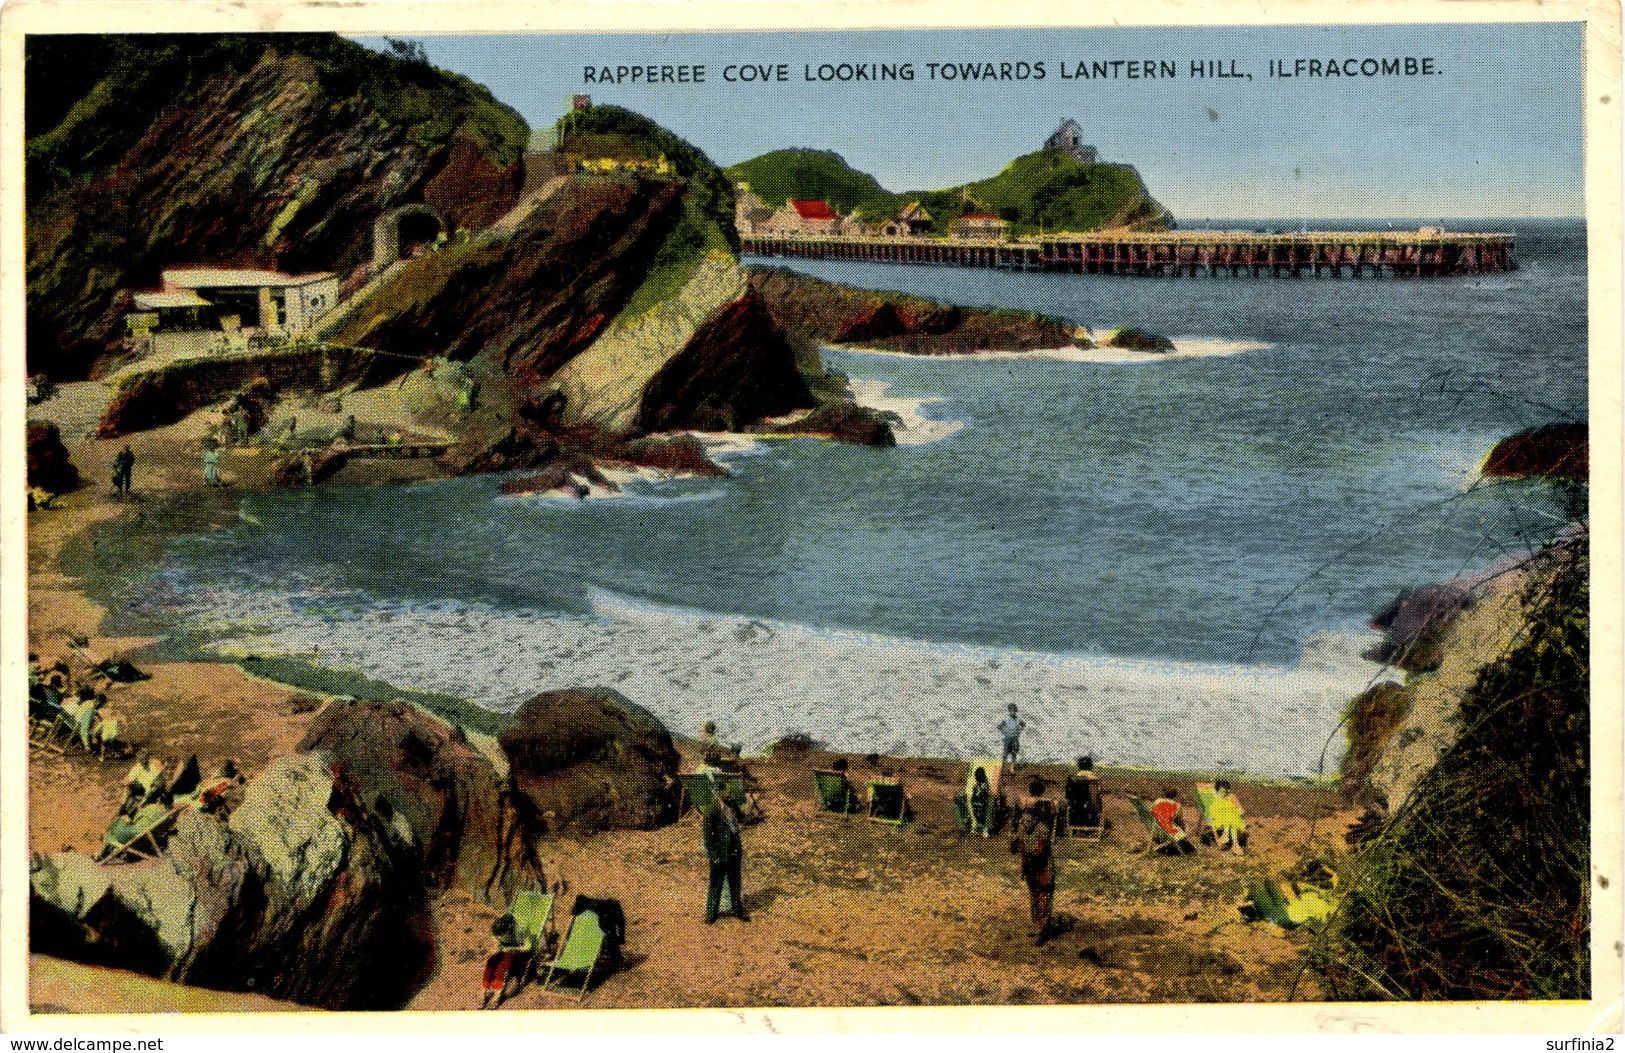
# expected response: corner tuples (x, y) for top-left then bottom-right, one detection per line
(761, 198), (843, 235)
(949, 213), (1011, 240)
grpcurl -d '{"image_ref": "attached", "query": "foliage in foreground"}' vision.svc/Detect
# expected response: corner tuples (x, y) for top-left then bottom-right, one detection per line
(1313, 529), (1590, 1000)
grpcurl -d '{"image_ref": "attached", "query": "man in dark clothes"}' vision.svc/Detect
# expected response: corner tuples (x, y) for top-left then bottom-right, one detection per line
(1011, 778), (1057, 944)
(703, 790), (749, 923)
(112, 445), (135, 495)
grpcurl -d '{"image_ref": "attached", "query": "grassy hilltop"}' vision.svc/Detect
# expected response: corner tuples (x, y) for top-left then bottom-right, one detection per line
(728, 145), (1172, 235)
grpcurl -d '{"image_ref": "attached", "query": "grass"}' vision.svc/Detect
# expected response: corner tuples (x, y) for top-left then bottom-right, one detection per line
(725, 149), (884, 212)
(228, 652), (508, 737)
(1309, 530), (1590, 1000)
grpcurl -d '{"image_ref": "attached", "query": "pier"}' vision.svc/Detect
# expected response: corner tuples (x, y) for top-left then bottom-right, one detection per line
(742, 229), (1515, 277)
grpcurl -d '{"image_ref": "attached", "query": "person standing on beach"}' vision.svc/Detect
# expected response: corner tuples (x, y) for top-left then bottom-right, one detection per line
(998, 703), (1026, 768)
(702, 788), (749, 923)
(202, 444), (221, 486)
(1010, 778), (1057, 944)
(112, 445), (135, 496)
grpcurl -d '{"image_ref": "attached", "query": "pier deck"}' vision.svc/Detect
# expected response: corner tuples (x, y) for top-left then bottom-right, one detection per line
(742, 230), (1514, 277)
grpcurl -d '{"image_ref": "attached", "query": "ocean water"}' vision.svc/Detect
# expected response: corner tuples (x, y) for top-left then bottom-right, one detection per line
(124, 219), (1586, 775)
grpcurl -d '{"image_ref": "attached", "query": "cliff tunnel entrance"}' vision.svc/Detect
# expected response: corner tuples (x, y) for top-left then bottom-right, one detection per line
(373, 204), (448, 271)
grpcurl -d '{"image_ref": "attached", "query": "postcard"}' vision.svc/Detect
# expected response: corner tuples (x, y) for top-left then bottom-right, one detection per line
(3, 0), (1619, 1037)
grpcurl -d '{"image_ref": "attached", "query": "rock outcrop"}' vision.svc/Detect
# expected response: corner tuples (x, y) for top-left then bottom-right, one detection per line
(1482, 422), (1588, 479)
(748, 267), (1079, 354)
(499, 687), (682, 833)
(30, 699), (545, 1009)
(298, 698), (546, 905)
(26, 420), (80, 493)
(637, 288), (815, 433)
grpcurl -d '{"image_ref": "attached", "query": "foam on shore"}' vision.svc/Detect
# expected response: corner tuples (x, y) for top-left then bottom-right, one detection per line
(183, 583), (1389, 778)
(847, 379), (964, 445)
(837, 336), (1270, 364)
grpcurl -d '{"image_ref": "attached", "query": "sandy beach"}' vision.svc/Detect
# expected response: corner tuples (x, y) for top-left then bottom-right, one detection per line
(25, 386), (1363, 1013)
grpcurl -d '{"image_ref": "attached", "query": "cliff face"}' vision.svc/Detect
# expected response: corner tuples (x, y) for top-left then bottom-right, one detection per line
(26, 34), (528, 378)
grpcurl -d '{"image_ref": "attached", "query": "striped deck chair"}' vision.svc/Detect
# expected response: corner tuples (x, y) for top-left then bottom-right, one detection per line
(96, 803), (181, 863)
(539, 909), (606, 1000)
(813, 769), (859, 814)
(28, 708), (77, 755)
(866, 779), (910, 826)
(1128, 796), (1194, 856)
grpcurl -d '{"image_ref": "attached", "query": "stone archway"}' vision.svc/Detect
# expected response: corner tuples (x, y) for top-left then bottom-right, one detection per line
(373, 204), (448, 270)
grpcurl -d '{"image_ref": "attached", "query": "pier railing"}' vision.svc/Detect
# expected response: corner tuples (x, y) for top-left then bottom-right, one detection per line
(742, 230), (1514, 277)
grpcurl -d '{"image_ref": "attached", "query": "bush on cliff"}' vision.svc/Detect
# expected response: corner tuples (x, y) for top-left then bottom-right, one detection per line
(1313, 532), (1589, 1000)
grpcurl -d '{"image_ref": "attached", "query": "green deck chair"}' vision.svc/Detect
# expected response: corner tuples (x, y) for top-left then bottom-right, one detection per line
(813, 769), (859, 814)
(1128, 796), (1193, 855)
(866, 780), (910, 826)
(540, 909), (606, 999)
(681, 771), (745, 816)
(1241, 878), (1332, 930)
(96, 803), (181, 864)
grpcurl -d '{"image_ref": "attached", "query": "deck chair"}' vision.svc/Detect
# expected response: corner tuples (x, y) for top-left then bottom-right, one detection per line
(484, 889), (554, 1004)
(681, 771), (745, 816)
(1064, 774), (1107, 839)
(1129, 796), (1194, 856)
(1240, 878), (1332, 930)
(28, 708), (77, 755)
(866, 779), (910, 826)
(539, 909), (606, 1000)
(813, 769), (860, 814)
(953, 759), (1003, 835)
(96, 803), (181, 863)
(1194, 783), (1247, 849)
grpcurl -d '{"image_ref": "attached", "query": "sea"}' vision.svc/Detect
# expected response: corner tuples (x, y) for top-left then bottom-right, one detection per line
(118, 218), (1587, 777)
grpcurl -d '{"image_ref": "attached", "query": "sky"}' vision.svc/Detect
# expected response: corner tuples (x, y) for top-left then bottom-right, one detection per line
(357, 23), (1584, 220)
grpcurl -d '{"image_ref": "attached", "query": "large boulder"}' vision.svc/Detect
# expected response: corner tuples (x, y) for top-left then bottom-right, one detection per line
(297, 698), (546, 906)
(499, 687), (681, 832)
(30, 752), (438, 1010)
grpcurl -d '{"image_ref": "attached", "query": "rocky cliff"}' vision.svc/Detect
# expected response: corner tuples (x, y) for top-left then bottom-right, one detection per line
(26, 34), (528, 379)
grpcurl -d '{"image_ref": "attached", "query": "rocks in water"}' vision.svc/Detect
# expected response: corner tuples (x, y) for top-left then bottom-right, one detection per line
(441, 422), (561, 476)
(297, 698), (545, 906)
(1482, 422), (1587, 479)
(1105, 328), (1176, 352)
(777, 403), (897, 447)
(499, 687), (682, 832)
(1368, 580), (1476, 672)
(26, 420), (79, 494)
(621, 434), (728, 477)
(835, 302), (909, 343)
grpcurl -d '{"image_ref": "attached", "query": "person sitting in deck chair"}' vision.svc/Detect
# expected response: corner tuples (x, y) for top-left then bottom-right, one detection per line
(124, 754), (168, 807)
(1206, 780), (1247, 853)
(1150, 788), (1196, 855)
(1064, 757), (1104, 834)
